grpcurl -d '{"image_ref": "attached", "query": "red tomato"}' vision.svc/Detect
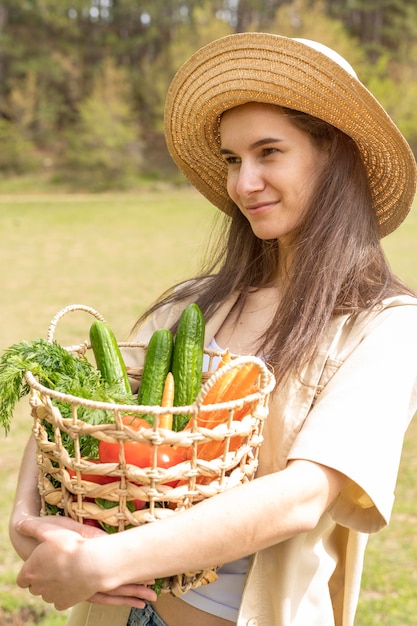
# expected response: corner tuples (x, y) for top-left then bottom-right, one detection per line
(155, 445), (186, 469)
(98, 416), (185, 487)
(99, 440), (184, 470)
(153, 445), (186, 488)
(98, 415), (152, 465)
(99, 439), (150, 465)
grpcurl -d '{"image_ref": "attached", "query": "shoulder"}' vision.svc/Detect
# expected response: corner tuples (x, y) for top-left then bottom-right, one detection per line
(337, 294), (417, 353)
(372, 294), (417, 313)
(313, 294), (417, 396)
(356, 294), (417, 337)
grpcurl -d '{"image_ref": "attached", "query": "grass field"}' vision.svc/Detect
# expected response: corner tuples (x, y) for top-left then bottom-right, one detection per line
(0, 186), (416, 625)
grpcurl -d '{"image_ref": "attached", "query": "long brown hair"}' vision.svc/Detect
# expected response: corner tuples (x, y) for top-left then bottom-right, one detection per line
(133, 108), (415, 385)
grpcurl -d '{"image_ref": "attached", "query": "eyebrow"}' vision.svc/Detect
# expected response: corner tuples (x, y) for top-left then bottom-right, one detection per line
(220, 137), (283, 154)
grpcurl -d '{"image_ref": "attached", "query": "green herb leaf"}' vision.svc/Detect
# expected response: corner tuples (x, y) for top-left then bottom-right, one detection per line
(0, 338), (133, 459)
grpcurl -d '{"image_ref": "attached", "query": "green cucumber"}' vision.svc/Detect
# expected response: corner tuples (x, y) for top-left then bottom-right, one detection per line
(171, 303), (205, 431)
(137, 328), (174, 424)
(89, 320), (131, 396)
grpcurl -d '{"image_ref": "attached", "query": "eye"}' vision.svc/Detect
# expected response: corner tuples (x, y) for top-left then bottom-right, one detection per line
(222, 155), (241, 166)
(261, 147), (279, 157)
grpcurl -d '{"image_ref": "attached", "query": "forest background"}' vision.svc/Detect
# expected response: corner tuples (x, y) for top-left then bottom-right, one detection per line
(1, 0), (417, 191)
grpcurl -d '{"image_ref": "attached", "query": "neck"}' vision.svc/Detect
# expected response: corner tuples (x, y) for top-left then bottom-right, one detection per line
(274, 238), (295, 286)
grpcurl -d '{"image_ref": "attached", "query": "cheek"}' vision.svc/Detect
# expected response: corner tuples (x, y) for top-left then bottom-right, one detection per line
(296, 156), (326, 202)
(226, 171), (238, 201)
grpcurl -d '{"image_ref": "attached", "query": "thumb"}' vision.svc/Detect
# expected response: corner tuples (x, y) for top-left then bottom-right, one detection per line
(16, 516), (64, 542)
(17, 515), (106, 540)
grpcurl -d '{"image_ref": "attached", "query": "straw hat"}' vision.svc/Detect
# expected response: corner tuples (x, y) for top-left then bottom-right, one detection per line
(165, 32), (416, 237)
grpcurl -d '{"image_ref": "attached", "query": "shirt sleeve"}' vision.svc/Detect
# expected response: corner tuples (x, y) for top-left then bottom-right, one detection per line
(288, 304), (417, 533)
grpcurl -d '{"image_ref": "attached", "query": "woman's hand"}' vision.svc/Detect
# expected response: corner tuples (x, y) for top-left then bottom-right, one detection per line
(15, 516), (157, 610)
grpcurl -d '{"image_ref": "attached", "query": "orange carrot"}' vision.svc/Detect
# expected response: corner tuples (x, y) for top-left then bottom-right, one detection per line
(197, 351), (233, 410)
(218, 349), (231, 367)
(199, 361), (260, 430)
(159, 371), (174, 429)
(186, 360), (261, 462)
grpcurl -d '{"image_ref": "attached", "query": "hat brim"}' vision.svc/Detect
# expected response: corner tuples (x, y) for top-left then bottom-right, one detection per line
(165, 33), (416, 237)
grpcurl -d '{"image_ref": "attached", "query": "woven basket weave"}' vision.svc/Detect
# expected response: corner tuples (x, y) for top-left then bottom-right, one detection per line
(27, 305), (276, 596)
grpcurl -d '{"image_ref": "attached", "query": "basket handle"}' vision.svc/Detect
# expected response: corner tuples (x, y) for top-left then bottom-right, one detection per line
(47, 304), (108, 343)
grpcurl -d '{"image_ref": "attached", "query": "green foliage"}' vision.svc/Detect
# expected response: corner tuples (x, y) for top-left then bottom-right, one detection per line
(61, 59), (142, 190)
(362, 49), (417, 153)
(0, 120), (37, 174)
(323, 0), (417, 57)
(270, 0), (368, 74)
(127, 0), (232, 136)
(8, 57), (82, 146)
(1, 0), (417, 181)
(0, 337), (134, 456)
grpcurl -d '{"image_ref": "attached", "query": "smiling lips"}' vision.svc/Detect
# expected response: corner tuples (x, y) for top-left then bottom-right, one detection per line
(244, 200), (279, 214)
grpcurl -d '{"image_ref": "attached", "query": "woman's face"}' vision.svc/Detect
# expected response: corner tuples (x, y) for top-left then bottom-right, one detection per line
(220, 102), (329, 244)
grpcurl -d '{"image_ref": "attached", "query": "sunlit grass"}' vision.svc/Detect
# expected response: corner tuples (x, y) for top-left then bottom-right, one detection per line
(0, 188), (416, 625)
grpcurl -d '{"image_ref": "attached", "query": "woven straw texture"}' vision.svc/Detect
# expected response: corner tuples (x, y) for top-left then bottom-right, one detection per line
(165, 32), (417, 237)
(27, 305), (275, 596)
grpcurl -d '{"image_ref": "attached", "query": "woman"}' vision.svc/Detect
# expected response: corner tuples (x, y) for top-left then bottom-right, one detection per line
(10, 33), (417, 626)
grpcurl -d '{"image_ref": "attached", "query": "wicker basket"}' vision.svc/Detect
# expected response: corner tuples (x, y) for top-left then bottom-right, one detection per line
(27, 304), (276, 596)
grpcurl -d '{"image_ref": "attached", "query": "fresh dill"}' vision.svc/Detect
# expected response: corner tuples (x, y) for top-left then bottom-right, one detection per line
(0, 338), (134, 457)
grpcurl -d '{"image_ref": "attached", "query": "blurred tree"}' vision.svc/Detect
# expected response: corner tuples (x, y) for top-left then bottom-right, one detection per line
(0, 0), (415, 182)
(0, 1), (85, 137)
(0, 118), (36, 173)
(106, 0), (233, 175)
(269, 0), (367, 74)
(61, 58), (142, 190)
(324, 0), (417, 63)
(232, 0), (287, 31)
(365, 50), (417, 155)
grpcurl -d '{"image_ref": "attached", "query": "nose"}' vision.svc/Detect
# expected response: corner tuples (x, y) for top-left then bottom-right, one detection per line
(234, 160), (265, 197)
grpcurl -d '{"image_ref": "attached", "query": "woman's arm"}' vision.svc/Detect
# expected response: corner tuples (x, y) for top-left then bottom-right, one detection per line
(15, 458), (346, 610)
(9, 436), (42, 561)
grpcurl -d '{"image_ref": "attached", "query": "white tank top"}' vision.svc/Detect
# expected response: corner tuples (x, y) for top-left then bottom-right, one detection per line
(180, 337), (250, 622)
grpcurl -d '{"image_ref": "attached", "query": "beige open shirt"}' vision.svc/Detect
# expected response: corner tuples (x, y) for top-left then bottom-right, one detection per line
(67, 294), (417, 626)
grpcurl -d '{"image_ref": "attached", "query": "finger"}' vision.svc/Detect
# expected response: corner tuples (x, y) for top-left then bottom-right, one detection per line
(57, 518), (106, 539)
(89, 582), (157, 608)
(15, 517), (40, 539)
(16, 517), (61, 542)
(16, 563), (34, 592)
(16, 515), (104, 542)
(105, 584), (157, 602)
(89, 593), (147, 609)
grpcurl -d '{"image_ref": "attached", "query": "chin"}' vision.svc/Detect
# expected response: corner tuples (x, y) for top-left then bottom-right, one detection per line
(251, 226), (291, 240)
(247, 215), (298, 241)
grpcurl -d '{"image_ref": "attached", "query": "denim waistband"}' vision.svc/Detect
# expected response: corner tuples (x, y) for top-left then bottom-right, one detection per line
(127, 603), (168, 626)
